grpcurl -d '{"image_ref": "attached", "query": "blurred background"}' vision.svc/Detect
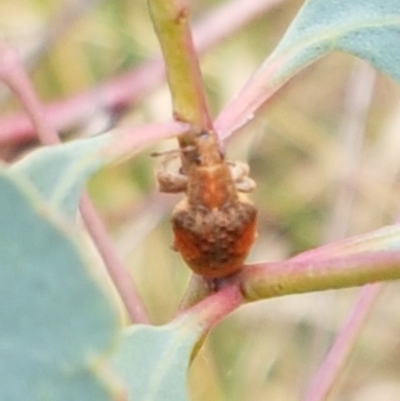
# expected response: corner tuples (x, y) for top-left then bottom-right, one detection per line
(2, 0), (400, 400)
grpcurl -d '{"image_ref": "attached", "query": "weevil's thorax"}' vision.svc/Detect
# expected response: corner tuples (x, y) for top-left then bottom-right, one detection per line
(185, 131), (238, 210)
(186, 162), (238, 210)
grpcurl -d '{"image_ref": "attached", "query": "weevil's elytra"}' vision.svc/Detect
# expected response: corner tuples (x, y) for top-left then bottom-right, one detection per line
(156, 130), (257, 279)
(172, 195), (257, 278)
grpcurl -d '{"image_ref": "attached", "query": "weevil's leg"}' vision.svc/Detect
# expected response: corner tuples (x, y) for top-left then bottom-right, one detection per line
(227, 161), (256, 193)
(156, 169), (188, 193)
(154, 150), (188, 193)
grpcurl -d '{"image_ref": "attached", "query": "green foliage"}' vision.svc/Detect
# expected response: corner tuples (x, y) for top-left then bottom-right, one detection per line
(12, 134), (111, 218)
(0, 169), (119, 401)
(113, 317), (203, 401)
(270, 0), (400, 83)
(2, 1), (400, 400)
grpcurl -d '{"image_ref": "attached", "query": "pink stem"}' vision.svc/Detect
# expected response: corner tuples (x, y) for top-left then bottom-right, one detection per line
(302, 62), (380, 401)
(241, 250), (400, 300)
(303, 284), (382, 401)
(104, 120), (190, 161)
(0, 44), (149, 323)
(80, 194), (150, 323)
(0, 44), (59, 144)
(179, 284), (242, 332)
(0, 0), (283, 145)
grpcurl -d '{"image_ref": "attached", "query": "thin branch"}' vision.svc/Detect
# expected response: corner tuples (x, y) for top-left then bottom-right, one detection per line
(80, 194), (150, 323)
(214, 55), (284, 139)
(240, 250), (400, 301)
(147, 0), (213, 159)
(0, 44), (149, 323)
(148, 0), (212, 130)
(178, 284), (242, 332)
(302, 284), (383, 401)
(0, 44), (59, 145)
(301, 61), (379, 401)
(104, 120), (190, 161)
(0, 0), (283, 145)
(290, 225), (400, 262)
(175, 283), (242, 361)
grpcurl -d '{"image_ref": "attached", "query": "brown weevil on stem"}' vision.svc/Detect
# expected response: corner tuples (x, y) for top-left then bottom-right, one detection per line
(156, 130), (257, 279)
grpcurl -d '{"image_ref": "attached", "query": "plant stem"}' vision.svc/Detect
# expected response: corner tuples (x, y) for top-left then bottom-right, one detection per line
(302, 61), (378, 401)
(147, 0), (213, 152)
(80, 194), (150, 323)
(177, 283), (242, 360)
(0, 0), (281, 145)
(302, 283), (382, 401)
(240, 250), (400, 301)
(0, 45), (59, 145)
(178, 274), (214, 311)
(179, 284), (242, 333)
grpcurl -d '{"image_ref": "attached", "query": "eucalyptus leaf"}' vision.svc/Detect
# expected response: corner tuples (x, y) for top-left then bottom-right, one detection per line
(269, 0), (400, 82)
(0, 169), (119, 401)
(11, 134), (111, 218)
(217, 0), (400, 134)
(112, 317), (203, 401)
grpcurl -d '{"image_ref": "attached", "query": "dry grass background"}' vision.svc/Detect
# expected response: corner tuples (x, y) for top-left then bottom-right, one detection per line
(2, 0), (400, 400)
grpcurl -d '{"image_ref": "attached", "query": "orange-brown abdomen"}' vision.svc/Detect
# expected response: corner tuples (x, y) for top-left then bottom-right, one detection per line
(172, 195), (257, 278)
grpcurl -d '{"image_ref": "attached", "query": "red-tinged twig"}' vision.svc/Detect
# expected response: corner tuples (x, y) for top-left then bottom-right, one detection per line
(300, 63), (379, 401)
(240, 250), (400, 301)
(214, 55), (285, 139)
(0, 44), (59, 145)
(178, 283), (242, 333)
(0, 44), (149, 323)
(80, 193), (150, 323)
(176, 283), (243, 361)
(289, 225), (400, 263)
(303, 90), (400, 399)
(302, 284), (383, 401)
(0, 0), (283, 145)
(103, 120), (190, 161)
(0, 59), (164, 145)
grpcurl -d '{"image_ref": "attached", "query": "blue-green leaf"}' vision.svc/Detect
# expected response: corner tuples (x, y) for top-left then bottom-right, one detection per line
(270, 0), (400, 82)
(0, 169), (119, 401)
(11, 134), (111, 218)
(217, 0), (400, 134)
(112, 317), (203, 401)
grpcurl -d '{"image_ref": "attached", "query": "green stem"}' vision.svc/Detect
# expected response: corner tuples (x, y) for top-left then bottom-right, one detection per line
(148, 0), (213, 149)
(240, 250), (400, 301)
